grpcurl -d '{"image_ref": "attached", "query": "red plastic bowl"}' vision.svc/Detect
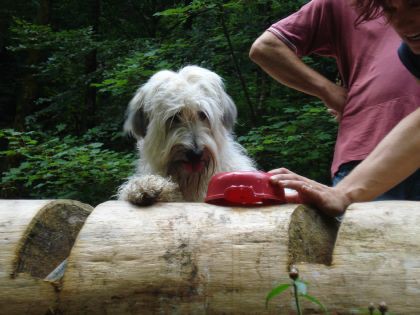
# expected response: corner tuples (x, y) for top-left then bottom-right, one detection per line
(205, 171), (285, 206)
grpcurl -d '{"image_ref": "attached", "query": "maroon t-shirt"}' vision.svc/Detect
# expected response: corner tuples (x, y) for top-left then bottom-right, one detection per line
(268, 0), (420, 176)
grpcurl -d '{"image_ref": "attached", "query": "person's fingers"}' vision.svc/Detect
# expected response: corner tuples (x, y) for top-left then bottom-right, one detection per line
(284, 189), (301, 203)
(276, 179), (326, 204)
(298, 185), (346, 217)
(298, 184), (327, 206)
(327, 108), (337, 116)
(335, 113), (342, 123)
(327, 108), (341, 122)
(270, 173), (317, 186)
(274, 179), (313, 192)
(268, 167), (291, 174)
(270, 174), (298, 182)
(275, 179), (346, 217)
(268, 170), (334, 209)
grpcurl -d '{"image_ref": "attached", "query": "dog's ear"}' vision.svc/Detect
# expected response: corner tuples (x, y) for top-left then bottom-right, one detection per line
(221, 94), (237, 132)
(124, 88), (149, 139)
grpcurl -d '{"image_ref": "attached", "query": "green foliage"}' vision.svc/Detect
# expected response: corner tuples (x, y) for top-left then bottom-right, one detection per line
(299, 286), (328, 314)
(265, 283), (291, 308)
(9, 18), (95, 54)
(0, 129), (136, 205)
(238, 101), (337, 184)
(92, 41), (180, 97)
(1, 0), (339, 203)
(8, 18), (99, 132)
(266, 274), (328, 314)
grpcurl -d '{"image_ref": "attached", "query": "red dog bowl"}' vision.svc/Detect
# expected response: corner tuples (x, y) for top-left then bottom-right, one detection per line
(205, 171), (285, 206)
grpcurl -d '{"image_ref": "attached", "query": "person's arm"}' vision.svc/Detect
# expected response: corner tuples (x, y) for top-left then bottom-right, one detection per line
(249, 31), (347, 120)
(270, 108), (420, 216)
(336, 107), (420, 201)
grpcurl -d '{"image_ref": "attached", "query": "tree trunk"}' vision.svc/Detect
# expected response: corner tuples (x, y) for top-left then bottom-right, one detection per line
(81, 0), (101, 132)
(217, 4), (256, 125)
(255, 70), (272, 116)
(14, 0), (51, 130)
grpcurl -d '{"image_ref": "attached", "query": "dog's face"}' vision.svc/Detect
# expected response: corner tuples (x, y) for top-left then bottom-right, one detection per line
(124, 66), (238, 179)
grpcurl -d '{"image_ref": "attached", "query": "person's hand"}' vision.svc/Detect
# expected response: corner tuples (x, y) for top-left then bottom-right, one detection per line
(269, 168), (350, 217)
(321, 84), (348, 122)
(327, 108), (342, 122)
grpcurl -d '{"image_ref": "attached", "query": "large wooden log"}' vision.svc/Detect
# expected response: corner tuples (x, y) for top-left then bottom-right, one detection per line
(57, 200), (419, 314)
(296, 201), (420, 313)
(0, 199), (93, 315)
(59, 201), (298, 314)
(1, 200), (419, 314)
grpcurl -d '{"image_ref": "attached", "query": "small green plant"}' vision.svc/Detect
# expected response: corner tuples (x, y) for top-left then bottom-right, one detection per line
(266, 265), (328, 314)
(266, 268), (394, 315)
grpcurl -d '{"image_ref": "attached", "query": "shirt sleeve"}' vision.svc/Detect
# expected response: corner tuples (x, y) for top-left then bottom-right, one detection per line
(268, 0), (336, 58)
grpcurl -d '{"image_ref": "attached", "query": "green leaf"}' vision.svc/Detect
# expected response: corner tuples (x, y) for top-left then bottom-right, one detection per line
(295, 279), (307, 295)
(89, 142), (103, 148)
(56, 124), (67, 132)
(301, 293), (328, 314)
(153, 7), (189, 17)
(265, 283), (291, 308)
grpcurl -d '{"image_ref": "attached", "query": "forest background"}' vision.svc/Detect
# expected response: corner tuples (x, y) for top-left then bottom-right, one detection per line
(0, 0), (339, 205)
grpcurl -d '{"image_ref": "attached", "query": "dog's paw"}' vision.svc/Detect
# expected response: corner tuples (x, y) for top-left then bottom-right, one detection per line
(118, 175), (183, 206)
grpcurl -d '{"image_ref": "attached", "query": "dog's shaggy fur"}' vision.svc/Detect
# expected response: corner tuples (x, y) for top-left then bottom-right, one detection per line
(118, 65), (256, 205)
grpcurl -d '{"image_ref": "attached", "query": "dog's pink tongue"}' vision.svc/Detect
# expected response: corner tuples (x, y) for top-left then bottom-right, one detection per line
(184, 161), (205, 173)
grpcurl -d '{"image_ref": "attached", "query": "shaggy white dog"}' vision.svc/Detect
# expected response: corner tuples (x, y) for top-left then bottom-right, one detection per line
(118, 65), (256, 205)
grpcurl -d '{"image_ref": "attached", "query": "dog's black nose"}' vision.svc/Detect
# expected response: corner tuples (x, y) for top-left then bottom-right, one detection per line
(186, 149), (203, 162)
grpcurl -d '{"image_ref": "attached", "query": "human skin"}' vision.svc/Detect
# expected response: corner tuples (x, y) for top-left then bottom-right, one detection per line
(265, 0), (420, 217)
(377, 0), (420, 54)
(251, 0), (420, 216)
(249, 31), (348, 121)
(270, 107), (420, 217)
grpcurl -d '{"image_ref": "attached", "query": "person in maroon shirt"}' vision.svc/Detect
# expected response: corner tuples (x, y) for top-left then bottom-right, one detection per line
(251, 0), (420, 216)
(250, 0), (420, 209)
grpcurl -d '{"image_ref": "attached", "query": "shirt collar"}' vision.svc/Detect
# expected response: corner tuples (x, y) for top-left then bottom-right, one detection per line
(398, 42), (420, 80)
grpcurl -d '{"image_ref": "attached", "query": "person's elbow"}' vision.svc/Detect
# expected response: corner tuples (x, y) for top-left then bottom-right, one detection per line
(250, 31), (288, 67)
(249, 32), (272, 65)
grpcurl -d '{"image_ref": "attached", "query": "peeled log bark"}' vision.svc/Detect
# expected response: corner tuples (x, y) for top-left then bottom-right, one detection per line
(1, 200), (420, 314)
(60, 201), (297, 314)
(296, 201), (420, 313)
(58, 201), (420, 314)
(0, 199), (93, 315)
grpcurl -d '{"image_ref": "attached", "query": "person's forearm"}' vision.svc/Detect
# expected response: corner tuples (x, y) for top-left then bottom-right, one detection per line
(335, 108), (420, 202)
(250, 31), (338, 107)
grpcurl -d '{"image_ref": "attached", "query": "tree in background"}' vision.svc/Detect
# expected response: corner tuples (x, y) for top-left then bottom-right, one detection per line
(0, 0), (338, 205)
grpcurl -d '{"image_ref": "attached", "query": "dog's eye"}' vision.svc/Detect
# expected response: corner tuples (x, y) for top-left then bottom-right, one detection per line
(198, 111), (208, 121)
(169, 113), (181, 125)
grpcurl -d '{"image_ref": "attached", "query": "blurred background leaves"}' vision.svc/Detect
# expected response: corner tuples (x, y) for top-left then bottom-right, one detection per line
(0, 0), (338, 205)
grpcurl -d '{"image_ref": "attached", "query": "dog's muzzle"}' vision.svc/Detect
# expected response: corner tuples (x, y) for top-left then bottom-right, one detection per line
(183, 148), (207, 173)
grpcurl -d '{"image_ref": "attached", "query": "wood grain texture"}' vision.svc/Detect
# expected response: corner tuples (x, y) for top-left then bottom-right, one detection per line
(296, 201), (420, 314)
(0, 199), (93, 315)
(60, 201), (296, 314)
(2, 200), (420, 314)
